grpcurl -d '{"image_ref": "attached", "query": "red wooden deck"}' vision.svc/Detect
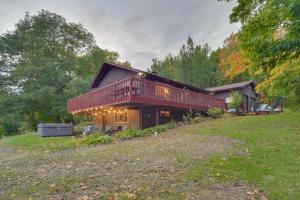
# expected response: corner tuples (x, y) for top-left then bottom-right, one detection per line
(67, 77), (225, 113)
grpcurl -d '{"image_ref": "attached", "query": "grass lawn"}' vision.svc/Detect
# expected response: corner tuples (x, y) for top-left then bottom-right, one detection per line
(0, 112), (299, 199)
(0, 133), (113, 151)
(190, 112), (300, 200)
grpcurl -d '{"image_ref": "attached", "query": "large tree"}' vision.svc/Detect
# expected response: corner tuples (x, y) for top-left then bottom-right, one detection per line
(151, 37), (223, 88)
(0, 10), (120, 132)
(222, 0), (300, 106)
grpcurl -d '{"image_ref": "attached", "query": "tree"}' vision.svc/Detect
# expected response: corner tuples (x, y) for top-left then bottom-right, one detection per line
(228, 91), (243, 114)
(0, 10), (120, 132)
(222, 0), (300, 107)
(218, 33), (250, 83)
(150, 36), (223, 88)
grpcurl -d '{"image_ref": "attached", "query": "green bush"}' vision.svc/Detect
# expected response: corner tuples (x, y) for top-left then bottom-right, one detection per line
(192, 116), (202, 123)
(207, 107), (223, 119)
(228, 91), (243, 114)
(142, 123), (177, 135)
(183, 111), (193, 123)
(116, 123), (177, 140)
(0, 119), (20, 136)
(77, 134), (113, 145)
(116, 129), (143, 140)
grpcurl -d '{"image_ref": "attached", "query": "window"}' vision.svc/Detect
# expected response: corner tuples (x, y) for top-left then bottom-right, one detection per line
(115, 112), (128, 123)
(160, 110), (171, 118)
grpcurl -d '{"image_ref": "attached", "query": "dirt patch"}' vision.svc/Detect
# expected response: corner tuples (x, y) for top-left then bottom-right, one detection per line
(0, 130), (256, 199)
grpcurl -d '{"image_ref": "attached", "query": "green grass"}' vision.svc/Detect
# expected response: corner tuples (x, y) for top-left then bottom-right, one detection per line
(188, 112), (300, 200)
(0, 132), (113, 151)
(1, 112), (299, 199)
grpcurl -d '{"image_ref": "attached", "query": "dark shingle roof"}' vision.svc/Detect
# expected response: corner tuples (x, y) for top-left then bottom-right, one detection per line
(90, 61), (209, 94)
(206, 81), (254, 93)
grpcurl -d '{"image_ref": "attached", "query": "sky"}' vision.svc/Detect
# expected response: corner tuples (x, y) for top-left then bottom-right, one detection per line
(0, 0), (240, 70)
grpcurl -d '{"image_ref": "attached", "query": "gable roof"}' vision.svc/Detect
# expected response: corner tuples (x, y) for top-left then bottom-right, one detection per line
(90, 61), (209, 94)
(206, 80), (255, 93)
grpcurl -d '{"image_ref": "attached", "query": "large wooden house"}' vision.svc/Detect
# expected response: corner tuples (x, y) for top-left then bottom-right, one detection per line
(67, 62), (225, 131)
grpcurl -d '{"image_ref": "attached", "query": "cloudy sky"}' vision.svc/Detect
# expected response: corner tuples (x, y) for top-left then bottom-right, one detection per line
(0, 0), (239, 70)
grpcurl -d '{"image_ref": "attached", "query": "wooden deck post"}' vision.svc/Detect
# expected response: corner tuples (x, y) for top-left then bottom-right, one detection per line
(156, 107), (159, 125)
(129, 77), (132, 102)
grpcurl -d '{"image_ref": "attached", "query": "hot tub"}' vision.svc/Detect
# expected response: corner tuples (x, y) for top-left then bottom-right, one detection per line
(37, 123), (73, 137)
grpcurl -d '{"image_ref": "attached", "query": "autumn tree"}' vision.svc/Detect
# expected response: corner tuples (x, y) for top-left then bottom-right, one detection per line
(218, 33), (250, 83)
(222, 0), (300, 107)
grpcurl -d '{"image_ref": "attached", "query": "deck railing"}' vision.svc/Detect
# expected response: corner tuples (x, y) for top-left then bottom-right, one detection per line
(67, 77), (225, 112)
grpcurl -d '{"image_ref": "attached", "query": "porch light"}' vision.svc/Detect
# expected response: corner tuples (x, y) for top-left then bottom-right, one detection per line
(138, 71), (145, 77)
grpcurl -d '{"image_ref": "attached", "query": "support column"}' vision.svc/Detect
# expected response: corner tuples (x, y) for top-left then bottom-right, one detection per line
(155, 107), (159, 125)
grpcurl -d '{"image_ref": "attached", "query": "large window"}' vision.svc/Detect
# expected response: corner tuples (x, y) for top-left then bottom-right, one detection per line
(115, 112), (128, 123)
(160, 110), (171, 118)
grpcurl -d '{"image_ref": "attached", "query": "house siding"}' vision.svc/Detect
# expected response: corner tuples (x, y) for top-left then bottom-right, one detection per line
(93, 109), (140, 130)
(97, 68), (135, 88)
(210, 86), (256, 112)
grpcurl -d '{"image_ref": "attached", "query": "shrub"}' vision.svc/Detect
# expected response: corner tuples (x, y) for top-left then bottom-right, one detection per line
(207, 107), (223, 119)
(142, 123), (177, 135)
(228, 91), (243, 114)
(183, 110), (193, 123)
(116, 123), (177, 140)
(78, 134), (113, 145)
(0, 119), (20, 136)
(192, 116), (202, 123)
(116, 129), (143, 140)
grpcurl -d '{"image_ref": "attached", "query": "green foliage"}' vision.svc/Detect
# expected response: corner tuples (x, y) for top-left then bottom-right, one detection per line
(0, 10), (120, 131)
(115, 129), (143, 140)
(151, 36), (224, 88)
(116, 123), (177, 140)
(228, 91), (243, 112)
(2, 132), (113, 151)
(4, 133), (74, 151)
(183, 110), (193, 123)
(193, 112), (300, 200)
(192, 117), (202, 123)
(223, 0), (300, 108)
(76, 134), (113, 145)
(0, 117), (20, 136)
(207, 107), (223, 119)
(185, 162), (205, 181)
